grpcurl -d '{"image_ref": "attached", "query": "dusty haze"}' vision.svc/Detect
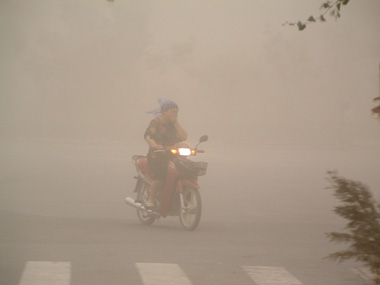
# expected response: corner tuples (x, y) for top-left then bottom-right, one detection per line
(1, 0), (380, 148)
(1, 2), (380, 284)
(1, 0), (379, 221)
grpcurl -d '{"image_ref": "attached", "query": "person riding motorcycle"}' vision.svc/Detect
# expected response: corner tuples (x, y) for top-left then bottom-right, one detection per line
(144, 98), (188, 208)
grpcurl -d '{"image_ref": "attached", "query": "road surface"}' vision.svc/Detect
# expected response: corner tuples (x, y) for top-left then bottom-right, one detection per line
(1, 141), (379, 284)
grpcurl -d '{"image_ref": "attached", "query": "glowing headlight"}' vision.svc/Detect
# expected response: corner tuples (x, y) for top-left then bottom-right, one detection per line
(178, 148), (191, 156)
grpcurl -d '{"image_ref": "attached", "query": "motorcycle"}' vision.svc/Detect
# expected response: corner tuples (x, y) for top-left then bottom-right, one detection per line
(125, 135), (208, 231)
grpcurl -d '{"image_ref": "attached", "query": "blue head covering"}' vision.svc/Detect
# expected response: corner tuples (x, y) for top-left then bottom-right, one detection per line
(147, 98), (178, 117)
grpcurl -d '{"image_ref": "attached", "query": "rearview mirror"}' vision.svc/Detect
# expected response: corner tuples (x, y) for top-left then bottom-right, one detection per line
(199, 135), (208, 143)
(195, 135), (208, 150)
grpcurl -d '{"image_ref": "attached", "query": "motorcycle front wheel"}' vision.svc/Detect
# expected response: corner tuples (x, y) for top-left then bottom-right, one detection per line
(179, 187), (202, 231)
(136, 184), (156, 226)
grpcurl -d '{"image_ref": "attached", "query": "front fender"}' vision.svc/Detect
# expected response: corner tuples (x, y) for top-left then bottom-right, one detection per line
(179, 178), (200, 190)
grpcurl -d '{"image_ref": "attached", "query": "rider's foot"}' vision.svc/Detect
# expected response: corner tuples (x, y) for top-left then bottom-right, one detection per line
(145, 201), (155, 208)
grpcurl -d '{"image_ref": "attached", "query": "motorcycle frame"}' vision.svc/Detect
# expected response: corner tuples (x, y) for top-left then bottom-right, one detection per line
(134, 156), (200, 217)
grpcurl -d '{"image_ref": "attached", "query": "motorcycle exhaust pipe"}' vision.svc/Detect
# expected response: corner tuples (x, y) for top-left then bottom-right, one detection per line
(124, 197), (160, 218)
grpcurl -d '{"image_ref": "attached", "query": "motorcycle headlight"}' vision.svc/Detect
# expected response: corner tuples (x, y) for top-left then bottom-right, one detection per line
(178, 148), (191, 156)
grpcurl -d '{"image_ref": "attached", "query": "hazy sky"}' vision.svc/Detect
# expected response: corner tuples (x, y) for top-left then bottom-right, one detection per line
(1, 0), (379, 147)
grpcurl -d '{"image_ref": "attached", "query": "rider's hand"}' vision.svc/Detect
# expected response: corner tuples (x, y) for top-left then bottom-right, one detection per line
(153, 144), (164, 150)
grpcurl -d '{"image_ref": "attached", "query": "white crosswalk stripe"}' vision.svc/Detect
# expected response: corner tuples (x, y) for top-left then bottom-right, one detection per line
(136, 263), (193, 285)
(242, 266), (303, 285)
(19, 261), (71, 285)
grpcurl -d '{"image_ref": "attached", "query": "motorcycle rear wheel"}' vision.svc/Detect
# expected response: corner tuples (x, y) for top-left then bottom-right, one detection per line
(136, 184), (156, 226)
(179, 187), (202, 231)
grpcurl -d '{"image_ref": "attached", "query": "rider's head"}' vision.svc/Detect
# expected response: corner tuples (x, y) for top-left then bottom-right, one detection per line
(161, 100), (178, 113)
(161, 100), (178, 123)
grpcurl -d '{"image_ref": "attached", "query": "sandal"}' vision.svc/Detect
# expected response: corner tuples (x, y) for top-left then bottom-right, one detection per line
(145, 201), (155, 208)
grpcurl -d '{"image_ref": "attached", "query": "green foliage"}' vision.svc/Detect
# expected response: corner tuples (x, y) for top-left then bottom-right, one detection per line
(284, 0), (350, 31)
(325, 171), (380, 284)
(373, 97), (380, 119)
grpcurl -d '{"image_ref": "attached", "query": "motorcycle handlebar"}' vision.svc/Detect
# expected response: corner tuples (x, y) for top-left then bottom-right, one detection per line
(153, 149), (205, 154)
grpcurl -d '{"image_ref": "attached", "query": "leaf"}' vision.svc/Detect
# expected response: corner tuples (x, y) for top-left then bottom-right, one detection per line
(325, 232), (352, 243)
(337, 3), (341, 11)
(307, 16), (316, 22)
(325, 250), (358, 262)
(321, 2), (330, 9)
(297, 21), (306, 31)
(320, 15), (326, 22)
(343, 0), (350, 5)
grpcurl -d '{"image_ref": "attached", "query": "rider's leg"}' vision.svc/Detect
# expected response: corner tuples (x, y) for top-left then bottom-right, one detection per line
(146, 154), (167, 207)
(147, 180), (163, 206)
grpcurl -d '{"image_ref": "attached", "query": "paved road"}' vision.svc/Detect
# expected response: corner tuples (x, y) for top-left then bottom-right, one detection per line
(1, 141), (379, 284)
